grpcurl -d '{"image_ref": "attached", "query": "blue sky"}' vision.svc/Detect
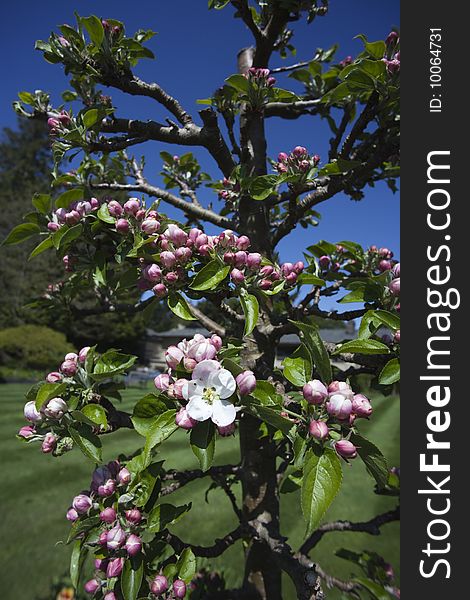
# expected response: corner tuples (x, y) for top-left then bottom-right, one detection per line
(1, 0), (399, 267)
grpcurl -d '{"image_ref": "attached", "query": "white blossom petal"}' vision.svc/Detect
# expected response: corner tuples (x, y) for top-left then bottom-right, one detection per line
(208, 368), (236, 399)
(211, 399), (236, 427)
(182, 380), (204, 401)
(192, 360), (221, 385)
(186, 397), (213, 422)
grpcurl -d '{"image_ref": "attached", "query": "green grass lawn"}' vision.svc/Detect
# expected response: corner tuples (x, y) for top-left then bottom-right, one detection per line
(0, 383), (399, 599)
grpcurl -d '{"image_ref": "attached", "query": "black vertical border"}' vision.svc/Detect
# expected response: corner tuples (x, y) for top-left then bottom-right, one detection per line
(401, 2), (465, 597)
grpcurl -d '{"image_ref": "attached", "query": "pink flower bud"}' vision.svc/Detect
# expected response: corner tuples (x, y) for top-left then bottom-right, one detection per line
(143, 264), (162, 282)
(66, 508), (79, 522)
(151, 575), (169, 595)
(294, 261), (305, 274)
(164, 224), (188, 246)
(18, 425), (35, 439)
(303, 380), (328, 405)
(60, 359), (77, 376)
(326, 394), (353, 420)
(154, 373), (171, 391)
(392, 262), (400, 278)
(166, 345), (184, 369)
(47, 117), (60, 131)
(106, 557), (124, 578)
(123, 198), (140, 215)
(278, 152), (288, 163)
(389, 278), (400, 296)
(64, 352), (78, 364)
(335, 439), (358, 459)
(319, 255), (331, 269)
(100, 507), (116, 523)
(195, 233), (208, 248)
(24, 401), (42, 423)
(118, 468), (131, 485)
(94, 558), (108, 572)
(293, 146), (307, 158)
(309, 420), (329, 440)
(175, 246), (192, 263)
(90, 197), (99, 209)
(379, 247), (393, 259)
(152, 283), (168, 298)
(281, 262), (294, 276)
(217, 422), (236, 436)
(104, 593), (116, 600)
(285, 272), (298, 285)
(386, 31), (399, 46)
(259, 279), (272, 290)
(312, 154), (321, 165)
(106, 525), (126, 550)
(41, 432), (57, 453)
(172, 378), (187, 400)
(299, 159), (310, 172)
(44, 397), (68, 419)
(164, 271), (178, 284)
(98, 531), (108, 546)
(260, 265), (274, 277)
(84, 579), (101, 594)
(135, 209), (146, 220)
(378, 259), (392, 272)
(160, 251), (177, 268)
(124, 509), (141, 525)
(183, 357), (197, 371)
(246, 253), (262, 270)
(237, 235), (251, 250)
(188, 341), (217, 362)
(197, 243), (211, 256)
(125, 533), (142, 557)
(140, 219), (160, 235)
(394, 330), (400, 344)
(116, 218), (130, 234)
(78, 347), (90, 363)
(46, 372), (63, 384)
(47, 222), (60, 232)
(223, 251), (235, 264)
(352, 394), (373, 418)
(98, 479), (116, 497)
(173, 580), (187, 599)
(210, 334), (223, 351)
(175, 407), (197, 430)
(231, 268), (245, 284)
(188, 228), (203, 243)
(65, 210), (80, 226)
(72, 494), (92, 514)
(107, 200), (123, 217)
(276, 162), (288, 173)
(234, 251), (247, 267)
(236, 371), (256, 395)
(327, 381), (353, 396)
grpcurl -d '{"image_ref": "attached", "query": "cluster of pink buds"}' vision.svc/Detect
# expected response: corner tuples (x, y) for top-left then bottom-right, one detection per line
(245, 67), (276, 88)
(149, 575), (187, 598)
(218, 177), (241, 203)
(66, 461), (145, 597)
(366, 245), (398, 274)
(17, 347), (90, 454)
(50, 197), (99, 232)
(101, 19), (122, 37)
(383, 31), (400, 75)
(303, 379), (373, 461)
(275, 146), (320, 176)
(339, 55), (353, 68)
(388, 261), (400, 297)
(47, 111), (71, 136)
(155, 334), (256, 432)
(252, 260), (305, 290)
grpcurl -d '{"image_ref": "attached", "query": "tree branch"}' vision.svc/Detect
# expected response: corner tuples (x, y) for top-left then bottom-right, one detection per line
(187, 303), (227, 337)
(165, 525), (244, 558)
(264, 99), (321, 119)
(300, 505), (400, 554)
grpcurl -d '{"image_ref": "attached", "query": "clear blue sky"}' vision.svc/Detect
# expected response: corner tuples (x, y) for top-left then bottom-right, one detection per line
(0, 0), (399, 265)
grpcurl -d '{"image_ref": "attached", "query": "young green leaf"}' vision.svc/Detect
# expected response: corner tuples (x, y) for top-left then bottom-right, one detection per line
(290, 320), (332, 383)
(121, 557), (143, 600)
(333, 339), (390, 355)
(282, 344), (312, 387)
(350, 433), (389, 489)
(378, 358), (400, 385)
(190, 420), (216, 471)
(168, 292), (197, 321)
(190, 260), (230, 291)
(1, 223), (40, 246)
(240, 291), (259, 336)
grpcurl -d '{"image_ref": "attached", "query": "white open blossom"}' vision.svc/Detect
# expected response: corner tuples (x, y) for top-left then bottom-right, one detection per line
(183, 360), (237, 427)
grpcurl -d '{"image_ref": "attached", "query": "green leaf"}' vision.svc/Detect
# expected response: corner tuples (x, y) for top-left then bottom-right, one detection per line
(190, 420), (215, 471)
(35, 382), (67, 410)
(167, 292), (197, 321)
(29, 236), (54, 259)
(121, 557), (143, 600)
(282, 344), (312, 387)
(68, 424), (102, 463)
(55, 188), (84, 210)
(301, 448), (342, 536)
(18, 91), (35, 104)
(225, 74), (250, 93)
(70, 540), (87, 589)
(350, 434), (389, 489)
(91, 351), (137, 380)
(378, 358), (400, 385)
(250, 380), (281, 406)
(66, 515), (100, 544)
(290, 320), (332, 383)
(176, 548), (197, 582)
(190, 260), (230, 291)
(81, 15), (105, 47)
(138, 410), (178, 451)
(82, 403), (108, 428)
(355, 34), (387, 60)
(297, 273), (325, 287)
(2, 223), (40, 246)
(354, 577), (393, 600)
(147, 503), (191, 533)
(82, 108), (99, 128)
(358, 310), (400, 339)
(249, 174), (279, 201)
(240, 291), (259, 336)
(58, 223), (83, 249)
(97, 202), (116, 224)
(333, 339), (390, 355)
(32, 193), (52, 214)
(244, 403), (296, 438)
